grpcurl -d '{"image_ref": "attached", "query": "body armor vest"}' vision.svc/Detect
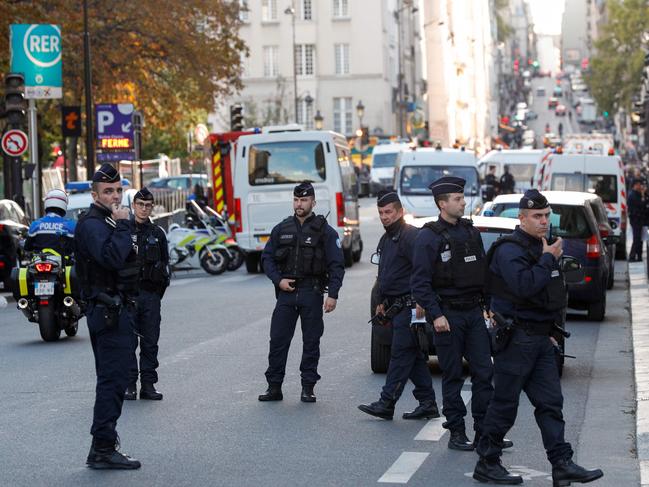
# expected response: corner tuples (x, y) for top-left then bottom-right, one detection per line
(424, 219), (486, 292)
(137, 223), (168, 287)
(274, 215), (328, 279)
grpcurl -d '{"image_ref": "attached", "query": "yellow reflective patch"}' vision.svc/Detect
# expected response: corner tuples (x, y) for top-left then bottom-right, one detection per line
(18, 268), (28, 296)
(64, 266), (72, 294)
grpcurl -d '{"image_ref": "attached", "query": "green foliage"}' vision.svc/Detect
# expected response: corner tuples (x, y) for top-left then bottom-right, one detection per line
(586, 0), (649, 114)
(495, 0), (514, 43)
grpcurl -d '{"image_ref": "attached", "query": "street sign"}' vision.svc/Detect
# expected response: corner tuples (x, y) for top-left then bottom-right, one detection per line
(61, 106), (82, 137)
(10, 24), (62, 99)
(1, 129), (29, 157)
(95, 103), (135, 162)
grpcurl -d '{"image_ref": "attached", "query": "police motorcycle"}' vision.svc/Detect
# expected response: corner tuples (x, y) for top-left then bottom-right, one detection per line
(11, 249), (83, 342)
(167, 220), (231, 275)
(184, 200), (244, 271)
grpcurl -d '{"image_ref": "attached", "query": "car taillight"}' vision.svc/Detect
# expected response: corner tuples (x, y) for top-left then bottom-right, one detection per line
(586, 234), (601, 259)
(0, 261), (4, 269)
(336, 192), (345, 227)
(234, 198), (242, 233)
(597, 223), (609, 237)
(35, 262), (53, 272)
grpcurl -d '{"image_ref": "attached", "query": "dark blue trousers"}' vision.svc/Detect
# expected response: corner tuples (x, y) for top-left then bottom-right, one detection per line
(381, 307), (435, 403)
(433, 304), (493, 434)
(87, 302), (137, 442)
(477, 328), (573, 465)
(265, 288), (324, 386)
(630, 223), (643, 260)
(129, 290), (162, 384)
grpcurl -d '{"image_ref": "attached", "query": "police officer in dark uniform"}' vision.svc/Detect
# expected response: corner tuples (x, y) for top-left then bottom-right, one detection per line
(125, 187), (170, 401)
(628, 178), (646, 262)
(358, 190), (439, 420)
(411, 176), (508, 452)
(75, 164), (141, 469)
(473, 189), (603, 485)
(499, 165), (515, 194)
(258, 182), (345, 403)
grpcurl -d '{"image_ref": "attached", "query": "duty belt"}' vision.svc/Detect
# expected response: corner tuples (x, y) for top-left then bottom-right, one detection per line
(438, 294), (483, 309)
(384, 294), (414, 308)
(293, 277), (323, 288)
(513, 320), (554, 336)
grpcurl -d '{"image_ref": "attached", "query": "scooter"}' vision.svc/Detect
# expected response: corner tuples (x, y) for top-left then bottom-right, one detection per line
(167, 224), (231, 275)
(11, 249), (83, 342)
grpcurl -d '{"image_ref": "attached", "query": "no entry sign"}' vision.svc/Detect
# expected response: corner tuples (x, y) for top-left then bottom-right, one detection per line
(1, 129), (29, 157)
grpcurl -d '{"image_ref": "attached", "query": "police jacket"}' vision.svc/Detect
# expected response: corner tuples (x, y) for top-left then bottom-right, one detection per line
(377, 218), (418, 298)
(487, 227), (566, 324)
(74, 203), (139, 299)
(135, 218), (170, 296)
(261, 213), (345, 299)
(627, 190), (646, 226)
(24, 212), (76, 256)
(411, 217), (486, 320)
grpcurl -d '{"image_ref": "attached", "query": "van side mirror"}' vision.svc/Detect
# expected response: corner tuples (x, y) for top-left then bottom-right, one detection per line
(560, 255), (584, 284)
(370, 252), (380, 265)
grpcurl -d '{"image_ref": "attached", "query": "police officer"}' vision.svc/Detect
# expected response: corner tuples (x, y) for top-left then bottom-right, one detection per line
(358, 190), (439, 420)
(75, 164), (141, 469)
(24, 188), (75, 256)
(125, 187), (170, 401)
(499, 165), (515, 194)
(628, 178), (646, 262)
(411, 176), (508, 451)
(259, 181), (345, 403)
(473, 189), (603, 485)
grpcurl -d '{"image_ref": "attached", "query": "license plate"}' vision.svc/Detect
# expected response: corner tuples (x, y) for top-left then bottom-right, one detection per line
(34, 281), (55, 296)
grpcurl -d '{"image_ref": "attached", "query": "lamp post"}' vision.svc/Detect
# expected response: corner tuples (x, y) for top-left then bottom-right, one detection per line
(304, 93), (313, 128)
(83, 0), (94, 176)
(285, 6), (298, 124)
(356, 100), (365, 128)
(314, 110), (323, 130)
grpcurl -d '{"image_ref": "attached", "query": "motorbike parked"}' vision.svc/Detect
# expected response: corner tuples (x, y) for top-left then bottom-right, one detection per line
(167, 223), (231, 275)
(11, 249), (83, 342)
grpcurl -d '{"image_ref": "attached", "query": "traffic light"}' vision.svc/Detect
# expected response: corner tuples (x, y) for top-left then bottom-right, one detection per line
(513, 59), (520, 74)
(3, 73), (26, 127)
(230, 104), (243, 131)
(631, 100), (646, 127)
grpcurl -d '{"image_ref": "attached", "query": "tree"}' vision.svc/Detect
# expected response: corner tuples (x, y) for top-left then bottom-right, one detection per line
(494, 0), (513, 43)
(586, 0), (649, 114)
(0, 1), (247, 164)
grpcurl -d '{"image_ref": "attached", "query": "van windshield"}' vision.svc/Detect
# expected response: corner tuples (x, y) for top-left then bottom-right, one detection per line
(372, 152), (399, 168)
(550, 173), (617, 203)
(248, 141), (326, 185)
(400, 165), (479, 196)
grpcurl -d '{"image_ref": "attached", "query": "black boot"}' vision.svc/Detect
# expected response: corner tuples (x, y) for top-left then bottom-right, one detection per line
(448, 429), (475, 451)
(140, 382), (163, 400)
(552, 459), (603, 487)
(86, 438), (141, 470)
(473, 432), (514, 450)
(402, 400), (440, 420)
(358, 399), (395, 420)
(124, 384), (137, 401)
(301, 385), (316, 403)
(473, 458), (522, 484)
(258, 383), (283, 402)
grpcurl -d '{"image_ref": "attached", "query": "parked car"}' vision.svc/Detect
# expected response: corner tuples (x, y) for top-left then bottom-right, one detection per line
(0, 199), (29, 288)
(548, 97), (559, 109)
(64, 179), (133, 220)
(553, 85), (563, 97)
(555, 104), (567, 116)
(536, 87), (546, 97)
(148, 174), (209, 194)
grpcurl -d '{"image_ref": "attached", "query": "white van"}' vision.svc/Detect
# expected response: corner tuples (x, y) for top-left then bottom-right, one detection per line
(233, 128), (363, 273)
(477, 149), (549, 193)
(534, 151), (627, 257)
(394, 147), (481, 218)
(369, 142), (410, 194)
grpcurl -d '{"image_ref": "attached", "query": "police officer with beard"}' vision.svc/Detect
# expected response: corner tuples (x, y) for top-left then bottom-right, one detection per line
(473, 189), (603, 485)
(358, 190), (439, 420)
(411, 176), (511, 452)
(125, 187), (170, 401)
(75, 164), (141, 469)
(259, 182), (345, 403)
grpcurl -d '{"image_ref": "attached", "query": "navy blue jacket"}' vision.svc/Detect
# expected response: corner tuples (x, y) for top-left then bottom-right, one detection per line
(411, 217), (484, 320)
(25, 212), (76, 256)
(489, 227), (561, 323)
(628, 189), (646, 226)
(262, 214), (345, 299)
(377, 219), (418, 297)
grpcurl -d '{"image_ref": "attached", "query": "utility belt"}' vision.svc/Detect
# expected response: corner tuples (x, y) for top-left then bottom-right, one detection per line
(88, 292), (136, 330)
(384, 294), (414, 309)
(513, 320), (554, 336)
(490, 312), (567, 355)
(292, 276), (323, 289)
(438, 294), (484, 309)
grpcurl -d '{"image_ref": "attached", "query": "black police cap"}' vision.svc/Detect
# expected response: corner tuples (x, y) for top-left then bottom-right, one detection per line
(519, 189), (550, 210)
(376, 189), (400, 207)
(294, 181), (315, 198)
(92, 163), (120, 183)
(428, 176), (465, 197)
(134, 187), (154, 202)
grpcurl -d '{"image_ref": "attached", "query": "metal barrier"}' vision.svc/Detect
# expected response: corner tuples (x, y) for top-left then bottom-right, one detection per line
(151, 208), (186, 232)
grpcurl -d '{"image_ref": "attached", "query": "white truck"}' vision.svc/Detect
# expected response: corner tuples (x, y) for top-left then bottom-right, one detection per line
(578, 98), (598, 124)
(562, 133), (614, 155)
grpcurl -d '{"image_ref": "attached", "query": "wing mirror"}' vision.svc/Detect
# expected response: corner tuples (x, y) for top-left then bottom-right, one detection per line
(370, 252), (380, 265)
(560, 255), (584, 284)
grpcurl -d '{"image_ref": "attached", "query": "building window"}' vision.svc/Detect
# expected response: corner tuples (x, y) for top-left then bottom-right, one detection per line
(333, 97), (352, 134)
(334, 43), (350, 75)
(239, 0), (249, 22)
(299, 0), (313, 20)
(297, 99), (314, 129)
(333, 0), (349, 18)
(263, 46), (278, 77)
(262, 0), (277, 21)
(295, 44), (315, 76)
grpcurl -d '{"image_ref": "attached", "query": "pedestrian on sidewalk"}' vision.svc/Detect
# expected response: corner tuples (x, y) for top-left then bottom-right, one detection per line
(628, 179), (646, 262)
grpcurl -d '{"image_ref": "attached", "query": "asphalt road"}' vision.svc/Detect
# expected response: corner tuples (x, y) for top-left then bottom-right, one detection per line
(0, 188), (639, 486)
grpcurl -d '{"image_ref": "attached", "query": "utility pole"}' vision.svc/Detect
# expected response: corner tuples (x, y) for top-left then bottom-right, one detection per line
(83, 0), (94, 176)
(285, 6), (299, 124)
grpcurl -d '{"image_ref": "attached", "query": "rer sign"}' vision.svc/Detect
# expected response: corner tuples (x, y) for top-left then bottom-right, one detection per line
(10, 24), (62, 99)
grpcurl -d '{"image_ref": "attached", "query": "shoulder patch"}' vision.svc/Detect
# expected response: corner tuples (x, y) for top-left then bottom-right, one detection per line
(336, 238), (342, 249)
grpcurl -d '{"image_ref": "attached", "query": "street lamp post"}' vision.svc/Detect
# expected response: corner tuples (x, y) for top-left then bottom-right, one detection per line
(304, 93), (313, 128)
(285, 6), (299, 124)
(314, 110), (323, 130)
(356, 100), (365, 128)
(83, 0), (94, 176)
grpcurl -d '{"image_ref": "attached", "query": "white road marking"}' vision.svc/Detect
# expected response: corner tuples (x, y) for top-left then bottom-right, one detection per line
(414, 379), (472, 441)
(169, 278), (203, 287)
(378, 452), (430, 484)
(0, 295), (7, 308)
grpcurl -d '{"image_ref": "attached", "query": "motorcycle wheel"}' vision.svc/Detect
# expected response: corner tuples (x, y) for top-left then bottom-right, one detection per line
(64, 321), (79, 337)
(199, 248), (229, 275)
(226, 246), (245, 271)
(38, 304), (61, 342)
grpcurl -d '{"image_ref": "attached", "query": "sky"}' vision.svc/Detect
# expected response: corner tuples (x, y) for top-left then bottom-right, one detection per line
(527, 0), (565, 35)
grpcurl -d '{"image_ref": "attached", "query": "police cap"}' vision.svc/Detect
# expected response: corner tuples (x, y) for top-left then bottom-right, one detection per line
(428, 176), (465, 197)
(519, 189), (550, 210)
(376, 189), (400, 207)
(92, 163), (120, 183)
(294, 181), (315, 198)
(134, 187), (154, 202)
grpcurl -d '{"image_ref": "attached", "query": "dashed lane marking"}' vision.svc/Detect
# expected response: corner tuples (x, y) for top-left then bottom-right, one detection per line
(378, 452), (430, 484)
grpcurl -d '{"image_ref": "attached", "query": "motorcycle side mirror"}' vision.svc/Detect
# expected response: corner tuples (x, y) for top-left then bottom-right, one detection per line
(370, 252), (380, 265)
(560, 255), (584, 284)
